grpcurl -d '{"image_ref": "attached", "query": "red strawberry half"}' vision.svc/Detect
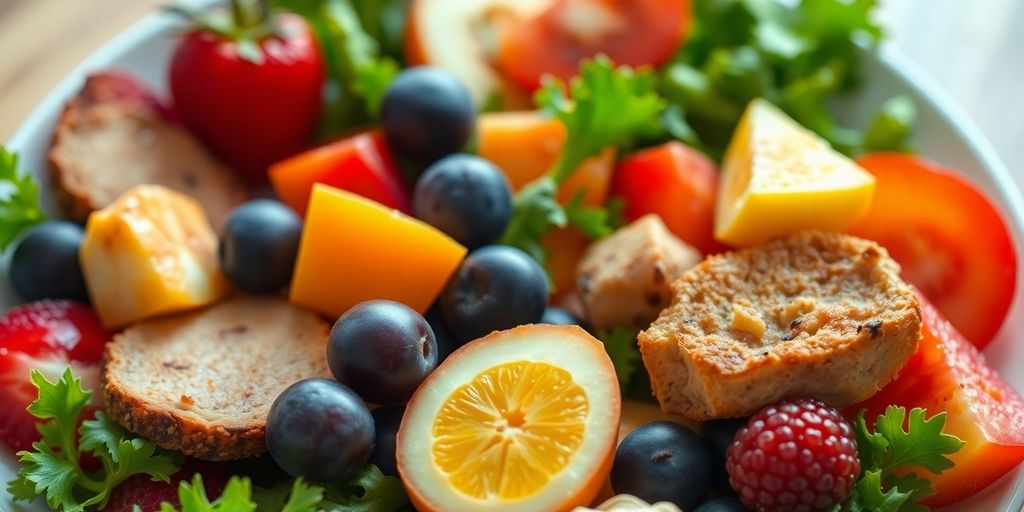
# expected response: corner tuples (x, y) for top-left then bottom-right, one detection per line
(0, 300), (111, 453)
(106, 460), (233, 512)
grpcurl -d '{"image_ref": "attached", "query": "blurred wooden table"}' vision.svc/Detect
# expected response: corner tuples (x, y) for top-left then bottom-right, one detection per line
(1, 0), (1022, 188)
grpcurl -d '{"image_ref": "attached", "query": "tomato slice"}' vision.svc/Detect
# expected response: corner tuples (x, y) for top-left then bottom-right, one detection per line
(847, 153), (1017, 348)
(496, 0), (688, 92)
(269, 131), (411, 217)
(611, 141), (726, 255)
(851, 291), (1024, 507)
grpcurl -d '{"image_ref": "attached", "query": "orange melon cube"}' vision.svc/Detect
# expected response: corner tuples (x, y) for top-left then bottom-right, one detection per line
(290, 185), (467, 318)
(477, 111), (614, 207)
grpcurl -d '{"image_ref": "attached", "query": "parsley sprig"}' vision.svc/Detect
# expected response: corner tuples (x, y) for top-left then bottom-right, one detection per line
(160, 465), (408, 512)
(7, 368), (181, 511)
(499, 56), (663, 267)
(0, 147), (46, 250)
(835, 406), (965, 511)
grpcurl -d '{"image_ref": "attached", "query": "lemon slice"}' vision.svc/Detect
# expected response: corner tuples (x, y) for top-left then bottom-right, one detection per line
(714, 99), (876, 247)
(398, 325), (621, 512)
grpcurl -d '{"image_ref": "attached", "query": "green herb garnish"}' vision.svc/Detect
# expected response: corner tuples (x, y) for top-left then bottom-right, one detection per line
(163, 465), (408, 512)
(7, 368), (181, 511)
(835, 406), (965, 511)
(0, 147), (46, 250)
(273, 0), (399, 135)
(499, 56), (663, 268)
(662, 0), (915, 159)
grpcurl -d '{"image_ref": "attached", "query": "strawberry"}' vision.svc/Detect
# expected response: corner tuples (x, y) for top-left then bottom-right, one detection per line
(169, 0), (324, 180)
(106, 460), (232, 512)
(0, 300), (110, 452)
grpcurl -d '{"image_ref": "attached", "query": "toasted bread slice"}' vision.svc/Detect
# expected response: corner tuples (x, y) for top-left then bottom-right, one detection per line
(49, 73), (247, 229)
(639, 231), (921, 420)
(102, 297), (330, 460)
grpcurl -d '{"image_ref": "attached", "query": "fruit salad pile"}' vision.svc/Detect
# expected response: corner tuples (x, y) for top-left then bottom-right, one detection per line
(1, 1), (1023, 512)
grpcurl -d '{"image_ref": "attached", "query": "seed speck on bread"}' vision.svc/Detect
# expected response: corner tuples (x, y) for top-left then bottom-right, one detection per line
(102, 297), (331, 461)
(638, 231), (922, 420)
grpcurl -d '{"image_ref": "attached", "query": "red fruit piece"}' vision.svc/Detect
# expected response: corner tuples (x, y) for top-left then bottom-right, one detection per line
(611, 141), (727, 255)
(726, 398), (860, 512)
(0, 300), (110, 453)
(852, 291), (1024, 507)
(170, 6), (325, 180)
(106, 460), (232, 512)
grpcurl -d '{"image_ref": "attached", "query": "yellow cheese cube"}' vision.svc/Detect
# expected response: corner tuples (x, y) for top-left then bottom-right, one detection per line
(290, 184), (467, 318)
(80, 185), (229, 328)
(714, 99), (876, 247)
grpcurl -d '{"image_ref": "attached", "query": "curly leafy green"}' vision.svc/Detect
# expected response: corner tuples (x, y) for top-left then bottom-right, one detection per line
(7, 368), (181, 512)
(272, 0), (399, 135)
(500, 56), (663, 269)
(834, 406), (965, 511)
(662, 0), (915, 159)
(598, 328), (642, 390)
(174, 465), (409, 512)
(0, 147), (46, 250)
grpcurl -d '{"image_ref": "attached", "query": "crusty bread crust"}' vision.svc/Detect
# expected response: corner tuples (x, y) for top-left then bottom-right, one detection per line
(578, 214), (701, 330)
(638, 231), (921, 420)
(49, 75), (247, 229)
(102, 297), (331, 460)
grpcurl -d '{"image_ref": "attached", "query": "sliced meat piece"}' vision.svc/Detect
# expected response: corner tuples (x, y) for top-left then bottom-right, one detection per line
(49, 73), (247, 229)
(577, 214), (701, 330)
(638, 231), (922, 420)
(101, 297), (331, 460)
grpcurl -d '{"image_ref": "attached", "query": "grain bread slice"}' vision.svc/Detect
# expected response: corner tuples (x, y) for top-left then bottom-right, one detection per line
(638, 231), (922, 420)
(102, 297), (331, 460)
(49, 73), (248, 229)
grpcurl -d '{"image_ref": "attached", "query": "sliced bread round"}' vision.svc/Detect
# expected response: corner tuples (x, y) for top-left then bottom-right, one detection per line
(102, 296), (331, 460)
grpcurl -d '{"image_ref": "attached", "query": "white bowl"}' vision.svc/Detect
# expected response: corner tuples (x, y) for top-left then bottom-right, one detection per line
(3, 6), (1024, 511)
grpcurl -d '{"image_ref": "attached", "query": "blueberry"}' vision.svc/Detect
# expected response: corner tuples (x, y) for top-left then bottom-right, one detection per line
(611, 421), (713, 510)
(369, 405), (404, 476)
(265, 379), (374, 482)
(413, 154), (512, 249)
(441, 245), (548, 342)
(219, 199), (302, 294)
(380, 67), (475, 164)
(328, 300), (438, 404)
(541, 307), (583, 327)
(9, 221), (89, 303)
(700, 418), (747, 496)
(426, 303), (462, 362)
(693, 496), (750, 512)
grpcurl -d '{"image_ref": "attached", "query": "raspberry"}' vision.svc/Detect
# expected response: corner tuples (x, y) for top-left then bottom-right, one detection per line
(725, 398), (860, 511)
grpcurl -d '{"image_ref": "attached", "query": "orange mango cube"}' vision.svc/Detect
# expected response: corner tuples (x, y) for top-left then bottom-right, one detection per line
(290, 185), (467, 318)
(477, 111), (614, 207)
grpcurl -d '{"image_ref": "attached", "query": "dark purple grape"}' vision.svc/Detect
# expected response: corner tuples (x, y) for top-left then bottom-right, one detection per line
(380, 67), (474, 164)
(413, 154), (512, 249)
(328, 300), (438, 404)
(9, 221), (89, 303)
(219, 199), (302, 294)
(426, 303), (462, 362)
(700, 417), (747, 496)
(369, 405), (405, 476)
(611, 421), (713, 510)
(265, 379), (374, 482)
(441, 245), (548, 342)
